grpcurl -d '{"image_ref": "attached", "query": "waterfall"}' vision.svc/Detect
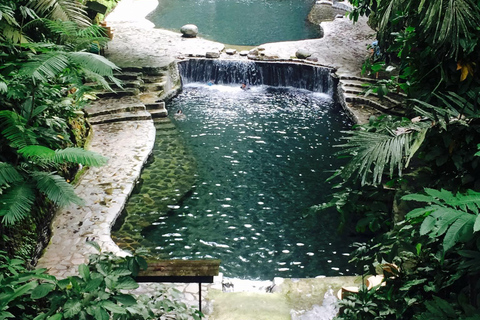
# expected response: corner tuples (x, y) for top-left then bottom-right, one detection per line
(178, 59), (335, 95)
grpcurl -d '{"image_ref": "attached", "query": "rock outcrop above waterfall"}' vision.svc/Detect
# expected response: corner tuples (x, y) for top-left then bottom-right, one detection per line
(180, 24), (199, 38)
(295, 49), (312, 59)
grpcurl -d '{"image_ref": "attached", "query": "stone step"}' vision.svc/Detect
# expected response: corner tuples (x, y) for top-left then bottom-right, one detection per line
(342, 87), (402, 107)
(341, 79), (407, 99)
(343, 92), (405, 116)
(113, 71), (143, 81)
(95, 88), (140, 99)
(153, 117), (172, 124)
(86, 105), (146, 118)
(89, 110), (151, 125)
(143, 76), (166, 84)
(149, 109), (168, 118)
(154, 122), (177, 130)
(144, 82), (166, 92)
(145, 102), (166, 110)
(84, 96), (145, 116)
(338, 75), (377, 83)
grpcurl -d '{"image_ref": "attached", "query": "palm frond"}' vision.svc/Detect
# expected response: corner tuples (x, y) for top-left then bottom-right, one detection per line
(32, 171), (84, 207)
(0, 162), (23, 187)
(420, 0), (480, 58)
(54, 147), (108, 167)
(337, 123), (429, 185)
(18, 145), (108, 167)
(17, 145), (56, 162)
(27, 0), (91, 27)
(0, 183), (35, 226)
(0, 110), (37, 149)
(81, 68), (116, 92)
(20, 51), (70, 84)
(68, 51), (119, 76)
(404, 189), (480, 252)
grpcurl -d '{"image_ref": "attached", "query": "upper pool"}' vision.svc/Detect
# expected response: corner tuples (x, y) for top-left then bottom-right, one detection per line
(146, 0), (321, 46)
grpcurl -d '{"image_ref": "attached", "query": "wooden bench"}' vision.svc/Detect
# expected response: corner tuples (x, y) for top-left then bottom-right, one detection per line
(135, 259), (221, 313)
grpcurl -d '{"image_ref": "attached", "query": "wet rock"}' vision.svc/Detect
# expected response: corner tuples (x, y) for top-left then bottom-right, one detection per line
(180, 24), (198, 38)
(206, 51), (221, 58)
(239, 50), (249, 56)
(296, 49), (312, 59)
(225, 48), (237, 55)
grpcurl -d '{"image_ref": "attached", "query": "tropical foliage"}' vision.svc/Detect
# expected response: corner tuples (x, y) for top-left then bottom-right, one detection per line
(328, 0), (480, 319)
(0, 0), (117, 258)
(0, 246), (202, 320)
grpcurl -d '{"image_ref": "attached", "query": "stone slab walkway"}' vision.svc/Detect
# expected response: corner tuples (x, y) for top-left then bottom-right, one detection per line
(37, 115), (156, 277)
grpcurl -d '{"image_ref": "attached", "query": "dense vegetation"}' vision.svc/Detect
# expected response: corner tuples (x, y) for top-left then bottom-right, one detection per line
(0, 1), (202, 319)
(0, 0), (121, 260)
(0, 243), (201, 320)
(328, 0), (480, 319)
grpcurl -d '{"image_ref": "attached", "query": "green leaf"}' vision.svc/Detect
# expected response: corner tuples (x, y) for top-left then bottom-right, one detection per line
(93, 307), (109, 320)
(84, 277), (103, 293)
(46, 314), (63, 320)
(32, 171), (84, 207)
(18, 145), (56, 162)
(474, 215), (480, 232)
(114, 294), (137, 306)
(0, 311), (15, 319)
(0, 183), (36, 225)
(63, 299), (82, 318)
(2, 281), (38, 304)
(30, 283), (55, 299)
(0, 110), (37, 149)
(78, 264), (90, 281)
(68, 52), (119, 76)
(443, 214), (475, 252)
(0, 162), (23, 187)
(101, 301), (127, 314)
(115, 277), (139, 290)
(53, 148), (108, 167)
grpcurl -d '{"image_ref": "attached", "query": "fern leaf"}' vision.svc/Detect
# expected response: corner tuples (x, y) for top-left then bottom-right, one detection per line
(54, 148), (108, 167)
(406, 206), (435, 219)
(27, 0), (91, 27)
(32, 171), (83, 207)
(443, 214), (475, 251)
(0, 110), (37, 149)
(18, 145), (56, 162)
(20, 52), (70, 84)
(0, 162), (23, 187)
(0, 183), (35, 226)
(68, 52), (119, 77)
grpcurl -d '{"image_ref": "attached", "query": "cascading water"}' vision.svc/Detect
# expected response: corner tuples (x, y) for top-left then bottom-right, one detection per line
(113, 59), (359, 280)
(179, 59), (335, 95)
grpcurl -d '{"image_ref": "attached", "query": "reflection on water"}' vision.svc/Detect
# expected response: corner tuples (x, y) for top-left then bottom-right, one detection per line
(141, 84), (357, 279)
(147, 0), (320, 45)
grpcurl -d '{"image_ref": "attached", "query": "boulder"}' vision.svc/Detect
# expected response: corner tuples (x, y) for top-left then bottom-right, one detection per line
(206, 51), (220, 58)
(180, 24), (198, 38)
(225, 48), (237, 55)
(295, 49), (312, 59)
(239, 50), (249, 56)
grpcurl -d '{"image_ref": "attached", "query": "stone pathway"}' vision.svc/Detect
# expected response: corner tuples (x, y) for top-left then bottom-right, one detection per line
(37, 96), (156, 276)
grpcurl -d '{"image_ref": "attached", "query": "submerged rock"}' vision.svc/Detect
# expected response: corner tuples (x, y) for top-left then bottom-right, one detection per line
(180, 24), (198, 38)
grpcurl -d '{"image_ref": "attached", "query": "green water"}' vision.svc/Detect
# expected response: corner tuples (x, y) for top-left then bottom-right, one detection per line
(137, 84), (357, 279)
(146, 0), (320, 46)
